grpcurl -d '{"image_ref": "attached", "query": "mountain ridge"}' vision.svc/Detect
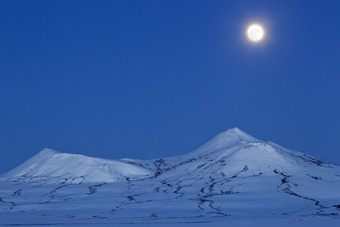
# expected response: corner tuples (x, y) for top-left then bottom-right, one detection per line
(1, 128), (340, 226)
(0, 127), (335, 183)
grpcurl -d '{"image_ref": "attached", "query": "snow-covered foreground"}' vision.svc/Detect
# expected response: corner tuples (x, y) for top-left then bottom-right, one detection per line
(1, 128), (340, 226)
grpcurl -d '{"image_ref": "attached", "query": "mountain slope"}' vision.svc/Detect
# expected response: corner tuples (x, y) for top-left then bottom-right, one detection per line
(0, 128), (340, 226)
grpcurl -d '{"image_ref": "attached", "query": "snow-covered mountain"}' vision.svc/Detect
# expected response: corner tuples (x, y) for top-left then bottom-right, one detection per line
(1, 128), (340, 226)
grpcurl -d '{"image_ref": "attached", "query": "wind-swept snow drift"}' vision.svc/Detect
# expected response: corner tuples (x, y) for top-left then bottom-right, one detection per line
(1, 128), (340, 226)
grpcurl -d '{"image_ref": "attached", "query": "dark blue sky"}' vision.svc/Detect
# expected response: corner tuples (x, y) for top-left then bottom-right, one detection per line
(1, 0), (340, 173)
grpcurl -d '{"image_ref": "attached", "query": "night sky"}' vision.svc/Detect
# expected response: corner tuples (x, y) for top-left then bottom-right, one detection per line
(1, 0), (340, 174)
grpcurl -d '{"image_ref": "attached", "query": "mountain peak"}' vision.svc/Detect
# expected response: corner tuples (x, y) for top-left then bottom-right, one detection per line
(216, 127), (260, 143)
(1, 148), (152, 183)
(185, 128), (261, 157)
(37, 148), (60, 156)
(223, 127), (250, 136)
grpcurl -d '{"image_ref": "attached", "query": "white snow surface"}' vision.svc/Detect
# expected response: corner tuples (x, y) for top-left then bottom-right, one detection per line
(0, 127), (340, 226)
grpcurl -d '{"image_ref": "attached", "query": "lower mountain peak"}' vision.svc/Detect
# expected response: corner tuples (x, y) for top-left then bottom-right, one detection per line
(1, 149), (152, 184)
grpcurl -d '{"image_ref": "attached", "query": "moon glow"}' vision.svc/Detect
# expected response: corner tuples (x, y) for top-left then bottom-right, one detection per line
(247, 24), (264, 42)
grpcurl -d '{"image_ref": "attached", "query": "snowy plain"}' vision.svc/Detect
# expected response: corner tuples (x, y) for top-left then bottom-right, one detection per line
(0, 128), (340, 226)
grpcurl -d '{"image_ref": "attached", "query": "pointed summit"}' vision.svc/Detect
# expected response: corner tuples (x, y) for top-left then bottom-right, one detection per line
(225, 127), (246, 134)
(185, 128), (261, 157)
(217, 127), (260, 143)
(35, 148), (60, 158)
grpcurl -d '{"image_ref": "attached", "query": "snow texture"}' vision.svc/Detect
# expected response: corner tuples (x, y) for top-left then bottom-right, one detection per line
(0, 127), (340, 226)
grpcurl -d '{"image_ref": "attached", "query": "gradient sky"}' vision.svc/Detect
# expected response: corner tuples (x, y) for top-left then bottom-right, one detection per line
(1, 0), (340, 174)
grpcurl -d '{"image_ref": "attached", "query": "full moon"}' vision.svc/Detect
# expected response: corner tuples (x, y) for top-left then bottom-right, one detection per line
(247, 24), (264, 42)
